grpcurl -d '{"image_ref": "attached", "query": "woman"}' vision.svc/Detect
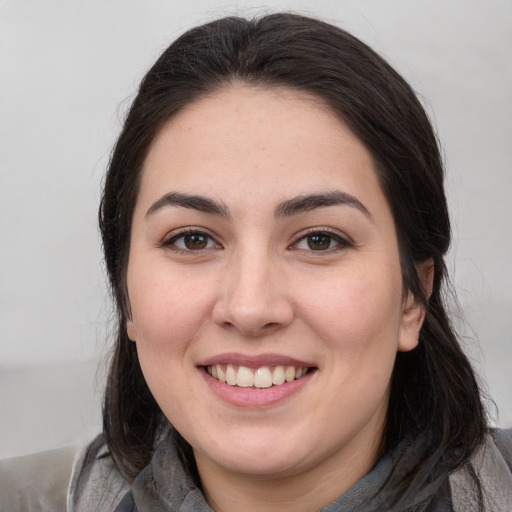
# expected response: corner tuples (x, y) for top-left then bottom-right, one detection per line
(36, 12), (512, 512)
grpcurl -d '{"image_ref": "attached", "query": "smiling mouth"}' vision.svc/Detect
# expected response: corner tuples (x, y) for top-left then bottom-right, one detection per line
(205, 364), (314, 388)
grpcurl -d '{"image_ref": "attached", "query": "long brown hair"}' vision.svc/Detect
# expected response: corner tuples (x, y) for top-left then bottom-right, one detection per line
(99, 13), (486, 508)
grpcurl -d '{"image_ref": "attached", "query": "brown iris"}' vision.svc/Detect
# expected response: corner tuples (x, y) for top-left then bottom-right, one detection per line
(307, 234), (331, 250)
(183, 233), (209, 250)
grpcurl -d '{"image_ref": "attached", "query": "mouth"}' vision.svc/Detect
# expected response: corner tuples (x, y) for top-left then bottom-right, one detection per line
(204, 364), (314, 388)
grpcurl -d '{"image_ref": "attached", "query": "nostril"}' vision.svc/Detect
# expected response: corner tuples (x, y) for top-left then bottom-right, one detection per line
(212, 290), (294, 335)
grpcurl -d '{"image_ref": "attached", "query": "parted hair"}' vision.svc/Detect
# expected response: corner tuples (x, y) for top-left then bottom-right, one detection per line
(99, 13), (486, 510)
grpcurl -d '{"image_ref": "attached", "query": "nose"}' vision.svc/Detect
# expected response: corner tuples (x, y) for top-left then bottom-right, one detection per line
(212, 247), (294, 337)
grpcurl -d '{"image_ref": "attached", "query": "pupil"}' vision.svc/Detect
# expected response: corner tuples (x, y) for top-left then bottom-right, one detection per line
(308, 234), (330, 250)
(184, 234), (207, 250)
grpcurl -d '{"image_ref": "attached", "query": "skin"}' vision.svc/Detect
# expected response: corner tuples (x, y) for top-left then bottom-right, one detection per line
(126, 85), (427, 512)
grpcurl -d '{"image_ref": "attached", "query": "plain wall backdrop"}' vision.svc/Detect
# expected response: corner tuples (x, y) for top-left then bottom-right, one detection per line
(1, 0), (511, 456)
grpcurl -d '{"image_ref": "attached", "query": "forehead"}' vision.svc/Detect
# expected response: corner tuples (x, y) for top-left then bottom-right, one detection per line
(137, 85), (384, 215)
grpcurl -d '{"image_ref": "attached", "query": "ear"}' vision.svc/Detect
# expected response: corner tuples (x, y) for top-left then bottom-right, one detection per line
(127, 320), (137, 342)
(398, 259), (434, 352)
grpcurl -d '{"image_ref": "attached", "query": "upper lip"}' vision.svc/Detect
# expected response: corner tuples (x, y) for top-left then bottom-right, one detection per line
(197, 352), (316, 368)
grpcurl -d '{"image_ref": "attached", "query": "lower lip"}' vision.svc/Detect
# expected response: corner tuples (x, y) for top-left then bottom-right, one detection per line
(200, 368), (315, 408)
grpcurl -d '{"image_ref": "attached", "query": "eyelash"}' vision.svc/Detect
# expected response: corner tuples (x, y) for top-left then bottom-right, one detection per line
(160, 228), (222, 254)
(290, 228), (352, 253)
(161, 227), (351, 254)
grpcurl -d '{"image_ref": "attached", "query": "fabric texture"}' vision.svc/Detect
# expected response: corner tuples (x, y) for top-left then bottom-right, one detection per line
(111, 431), (452, 512)
(2, 428), (512, 511)
(0, 444), (77, 512)
(69, 428), (512, 512)
(67, 434), (130, 512)
(450, 430), (512, 511)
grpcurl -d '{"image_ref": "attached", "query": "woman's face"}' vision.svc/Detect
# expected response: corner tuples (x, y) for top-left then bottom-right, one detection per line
(126, 86), (424, 486)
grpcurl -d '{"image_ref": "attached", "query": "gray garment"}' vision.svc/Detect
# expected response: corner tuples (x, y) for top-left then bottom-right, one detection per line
(0, 444), (77, 512)
(1, 430), (511, 511)
(68, 429), (512, 512)
(110, 433), (441, 512)
(67, 435), (130, 512)
(450, 429), (512, 511)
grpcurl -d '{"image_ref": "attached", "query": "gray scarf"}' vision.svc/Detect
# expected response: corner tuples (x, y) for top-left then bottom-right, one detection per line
(113, 430), (457, 512)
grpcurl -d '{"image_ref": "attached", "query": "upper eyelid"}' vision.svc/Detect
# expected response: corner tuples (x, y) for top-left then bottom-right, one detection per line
(159, 226), (351, 248)
(160, 227), (221, 247)
(289, 229), (353, 253)
(292, 227), (351, 242)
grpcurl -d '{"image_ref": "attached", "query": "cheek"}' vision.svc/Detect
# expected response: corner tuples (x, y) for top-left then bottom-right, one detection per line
(308, 272), (402, 425)
(128, 274), (211, 421)
(128, 269), (214, 352)
(305, 271), (401, 336)
(299, 265), (403, 376)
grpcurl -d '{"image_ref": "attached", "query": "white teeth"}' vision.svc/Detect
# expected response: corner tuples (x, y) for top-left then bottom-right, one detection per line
(236, 366), (254, 387)
(225, 364), (237, 385)
(208, 364), (310, 387)
(254, 367), (272, 388)
(272, 366), (286, 385)
(285, 366), (296, 382)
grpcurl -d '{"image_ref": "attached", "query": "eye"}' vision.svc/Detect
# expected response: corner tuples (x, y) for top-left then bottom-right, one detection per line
(162, 229), (221, 252)
(292, 230), (351, 252)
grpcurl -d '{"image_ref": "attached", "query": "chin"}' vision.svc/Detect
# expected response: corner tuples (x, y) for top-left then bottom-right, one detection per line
(204, 452), (305, 478)
(192, 431), (311, 478)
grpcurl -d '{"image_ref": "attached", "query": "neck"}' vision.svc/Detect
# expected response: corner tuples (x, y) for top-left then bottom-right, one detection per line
(194, 430), (383, 512)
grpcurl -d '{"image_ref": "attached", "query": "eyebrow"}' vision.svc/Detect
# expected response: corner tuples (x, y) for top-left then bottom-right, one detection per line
(146, 192), (230, 218)
(145, 190), (372, 221)
(274, 191), (373, 221)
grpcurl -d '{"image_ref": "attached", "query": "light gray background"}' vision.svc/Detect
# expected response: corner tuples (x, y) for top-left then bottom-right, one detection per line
(1, 0), (511, 457)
